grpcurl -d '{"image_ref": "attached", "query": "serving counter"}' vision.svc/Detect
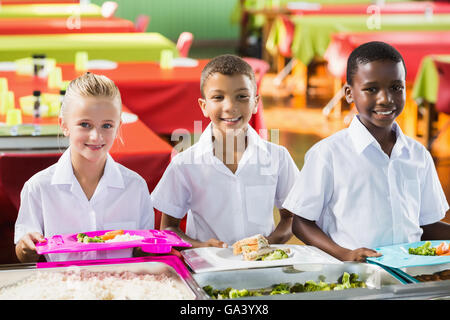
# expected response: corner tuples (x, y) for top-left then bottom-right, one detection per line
(0, 253), (448, 301)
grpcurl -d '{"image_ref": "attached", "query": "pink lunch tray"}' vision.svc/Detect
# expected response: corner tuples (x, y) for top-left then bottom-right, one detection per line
(35, 229), (191, 255)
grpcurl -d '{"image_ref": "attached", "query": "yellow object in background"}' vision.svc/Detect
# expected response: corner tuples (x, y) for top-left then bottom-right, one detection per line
(15, 57), (33, 75)
(160, 49), (173, 69)
(48, 67), (63, 89)
(0, 78), (8, 93)
(0, 91), (14, 115)
(0, 91), (8, 115)
(7, 91), (15, 110)
(75, 51), (88, 72)
(6, 108), (22, 126)
(19, 93), (60, 117)
(15, 57), (57, 77)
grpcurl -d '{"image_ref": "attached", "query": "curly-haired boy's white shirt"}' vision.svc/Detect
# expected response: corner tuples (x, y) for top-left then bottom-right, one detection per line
(151, 123), (299, 245)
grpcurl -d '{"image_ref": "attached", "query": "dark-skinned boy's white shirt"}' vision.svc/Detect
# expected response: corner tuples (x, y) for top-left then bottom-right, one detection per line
(151, 123), (299, 245)
(283, 115), (449, 250)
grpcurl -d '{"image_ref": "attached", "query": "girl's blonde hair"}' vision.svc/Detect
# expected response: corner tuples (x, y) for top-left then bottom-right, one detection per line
(60, 72), (122, 120)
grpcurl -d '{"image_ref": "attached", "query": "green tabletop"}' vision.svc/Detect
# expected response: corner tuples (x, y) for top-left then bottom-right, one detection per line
(0, 3), (102, 18)
(268, 14), (450, 65)
(0, 33), (178, 63)
(412, 55), (450, 103)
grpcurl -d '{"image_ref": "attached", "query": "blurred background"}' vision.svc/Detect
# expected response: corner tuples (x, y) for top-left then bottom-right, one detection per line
(0, 0), (448, 261)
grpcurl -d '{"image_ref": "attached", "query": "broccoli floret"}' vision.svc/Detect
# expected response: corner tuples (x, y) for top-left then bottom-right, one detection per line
(270, 289), (290, 295)
(304, 280), (320, 292)
(203, 285), (215, 298)
(238, 289), (250, 297)
(229, 289), (239, 299)
(290, 283), (304, 293)
(273, 283), (290, 292)
(250, 291), (263, 296)
(77, 233), (87, 242)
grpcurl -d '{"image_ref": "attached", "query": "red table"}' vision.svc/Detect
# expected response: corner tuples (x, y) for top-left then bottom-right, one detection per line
(288, 1), (450, 15)
(58, 60), (267, 136)
(0, 17), (136, 35)
(324, 31), (450, 82)
(0, 73), (174, 264)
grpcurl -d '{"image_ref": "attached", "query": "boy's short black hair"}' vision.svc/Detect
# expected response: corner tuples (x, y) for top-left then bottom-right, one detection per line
(200, 54), (256, 97)
(346, 41), (406, 85)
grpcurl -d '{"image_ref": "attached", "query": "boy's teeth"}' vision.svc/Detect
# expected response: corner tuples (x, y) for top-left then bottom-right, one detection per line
(224, 117), (240, 121)
(375, 110), (393, 115)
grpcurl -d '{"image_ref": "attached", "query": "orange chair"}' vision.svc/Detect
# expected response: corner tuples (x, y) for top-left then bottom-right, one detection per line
(429, 59), (450, 149)
(176, 32), (194, 58)
(135, 14), (150, 32)
(242, 57), (270, 91)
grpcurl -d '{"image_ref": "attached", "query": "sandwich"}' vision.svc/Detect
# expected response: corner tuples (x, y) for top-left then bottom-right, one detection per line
(232, 234), (269, 255)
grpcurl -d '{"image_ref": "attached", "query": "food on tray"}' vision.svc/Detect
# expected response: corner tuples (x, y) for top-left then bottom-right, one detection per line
(76, 230), (144, 244)
(408, 241), (450, 256)
(232, 234), (269, 255)
(436, 242), (450, 256)
(77, 233), (103, 243)
(203, 272), (366, 299)
(414, 269), (450, 282)
(232, 234), (290, 261)
(0, 270), (193, 300)
(243, 247), (291, 261)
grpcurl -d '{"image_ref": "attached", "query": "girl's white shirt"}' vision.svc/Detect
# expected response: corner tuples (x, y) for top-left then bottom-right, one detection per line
(14, 147), (154, 261)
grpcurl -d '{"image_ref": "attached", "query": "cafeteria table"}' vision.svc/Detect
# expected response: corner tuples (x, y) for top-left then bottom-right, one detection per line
(324, 31), (450, 82)
(0, 33), (178, 63)
(0, 3), (102, 18)
(55, 60), (267, 136)
(267, 14), (450, 67)
(0, 17), (137, 35)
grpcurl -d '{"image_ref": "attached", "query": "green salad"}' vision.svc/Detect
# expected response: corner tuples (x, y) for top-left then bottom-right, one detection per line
(76, 233), (104, 243)
(203, 272), (366, 299)
(258, 249), (289, 261)
(408, 241), (436, 256)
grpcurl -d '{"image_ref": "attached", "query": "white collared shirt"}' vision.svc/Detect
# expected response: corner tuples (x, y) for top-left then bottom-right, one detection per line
(151, 123), (299, 245)
(14, 148), (154, 262)
(283, 116), (449, 250)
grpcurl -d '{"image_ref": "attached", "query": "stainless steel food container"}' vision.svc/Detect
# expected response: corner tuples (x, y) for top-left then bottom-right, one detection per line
(193, 262), (405, 300)
(0, 261), (205, 300)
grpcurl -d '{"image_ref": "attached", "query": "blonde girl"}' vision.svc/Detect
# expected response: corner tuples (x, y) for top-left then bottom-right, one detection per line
(15, 73), (154, 262)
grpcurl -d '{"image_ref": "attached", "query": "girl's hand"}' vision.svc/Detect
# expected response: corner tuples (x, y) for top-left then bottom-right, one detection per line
(16, 232), (45, 263)
(342, 247), (381, 262)
(201, 238), (228, 248)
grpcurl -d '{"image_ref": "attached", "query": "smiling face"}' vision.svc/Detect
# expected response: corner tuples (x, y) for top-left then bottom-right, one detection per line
(345, 59), (406, 133)
(60, 96), (122, 166)
(198, 72), (259, 138)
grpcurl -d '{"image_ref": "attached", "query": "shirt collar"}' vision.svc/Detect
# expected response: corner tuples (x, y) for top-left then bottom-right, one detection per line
(194, 122), (269, 159)
(51, 147), (125, 189)
(348, 115), (409, 155)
